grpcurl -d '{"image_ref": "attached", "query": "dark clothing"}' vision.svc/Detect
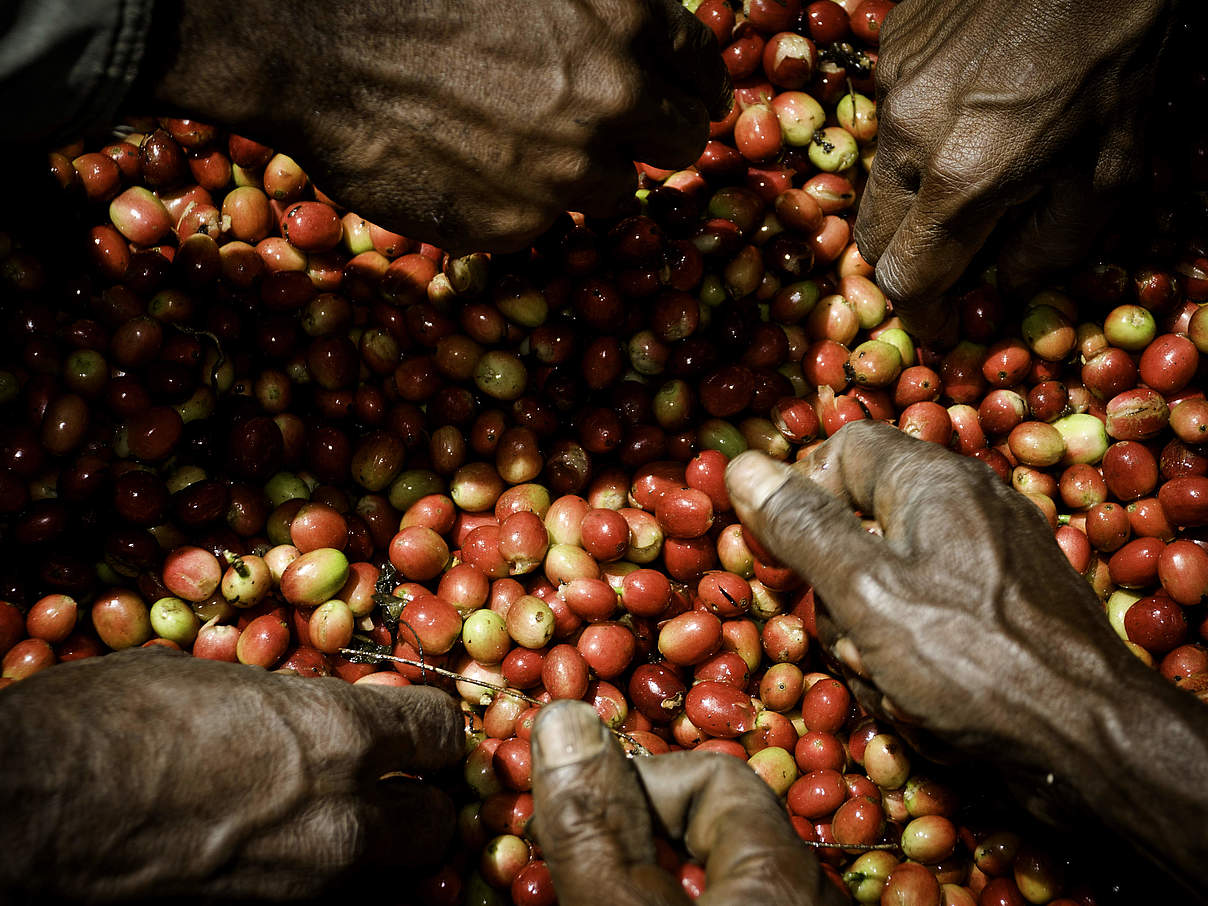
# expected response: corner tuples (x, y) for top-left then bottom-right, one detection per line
(1, 0), (152, 144)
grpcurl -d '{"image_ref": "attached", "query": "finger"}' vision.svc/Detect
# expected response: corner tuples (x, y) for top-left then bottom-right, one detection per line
(852, 120), (919, 265)
(352, 684), (466, 777)
(994, 176), (1107, 299)
(644, 0), (733, 122)
(855, 99), (1019, 344)
(730, 424), (1036, 588)
(530, 700), (688, 906)
(572, 155), (642, 220)
(230, 781), (456, 898)
(360, 777), (457, 871)
(812, 421), (1025, 549)
(724, 448), (893, 633)
(625, 74), (712, 170)
(872, 176), (1004, 343)
(996, 128), (1136, 297)
(632, 753), (845, 906)
(230, 794), (365, 898)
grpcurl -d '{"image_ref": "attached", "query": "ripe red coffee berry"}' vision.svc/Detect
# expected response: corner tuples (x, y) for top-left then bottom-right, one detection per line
(697, 570), (752, 617)
(281, 201), (343, 252)
(1101, 441), (1158, 501)
(1138, 333), (1198, 393)
(1124, 594), (1188, 654)
(801, 677), (851, 732)
(579, 508), (630, 562)
(655, 487), (715, 538)
(1158, 539), (1208, 605)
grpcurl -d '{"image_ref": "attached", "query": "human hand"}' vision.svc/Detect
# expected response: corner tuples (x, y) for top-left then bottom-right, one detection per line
(529, 699), (847, 906)
(853, 0), (1174, 342)
(0, 647), (464, 902)
(725, 423), (1208, 898)
(140, 0), (731, 252)
(724, 422), (1135, 766)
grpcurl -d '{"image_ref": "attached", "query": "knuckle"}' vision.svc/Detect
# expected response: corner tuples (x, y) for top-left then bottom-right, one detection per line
(610, 0), (651, 42)
(852, 210), (884, 264)
(874, 252), (913, 303)
(552, 149), (598, 189)
(874, 47), (905, 92)
(928, 132), (1002, 194)
(877, 85), (931, 147)
(603, 67), (646, 122)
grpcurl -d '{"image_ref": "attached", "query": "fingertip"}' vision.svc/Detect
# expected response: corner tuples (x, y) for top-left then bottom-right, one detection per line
(874, 250), (959, 347)
(574, 163), (640, 221)
(363, 778), (457, 869)
(627, 83), (712, 172)
(707, 70), (735, 124)
(993, 254), (1042, 305)
(531, 699), (610, 772)
(724, 451), (795, 516)
(359, 684), (466, 769)
(993, 177), (1105, 302)
(530, 702), (668, 903)
(649, 0), (733, 125)
(894, 296), (959, 348)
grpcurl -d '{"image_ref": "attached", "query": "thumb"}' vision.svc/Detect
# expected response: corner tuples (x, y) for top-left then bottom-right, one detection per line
(723, 449), (892, 628)
(531, 700), (687, 906)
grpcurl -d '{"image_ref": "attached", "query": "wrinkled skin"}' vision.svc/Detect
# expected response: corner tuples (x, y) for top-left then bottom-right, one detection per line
(530, 700), (847, 906)
(724, 423), (1208, 900)
(0, 648), (464, 903)
(854, 0), (1174, 341)
(139, 0), (731, 252)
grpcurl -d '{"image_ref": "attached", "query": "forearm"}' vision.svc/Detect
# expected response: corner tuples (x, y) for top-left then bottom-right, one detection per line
(1002, 651), (1208, 899)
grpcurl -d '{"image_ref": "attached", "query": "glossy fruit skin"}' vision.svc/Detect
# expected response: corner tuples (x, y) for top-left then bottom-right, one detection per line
(658, 611), (722, 665)
(1124, 595), (1187, 654)
(1159, 476), (1208, 526)
(541, 644), (589, 700)
(628, 663), (687, 724)
(684, 680), (756, 738)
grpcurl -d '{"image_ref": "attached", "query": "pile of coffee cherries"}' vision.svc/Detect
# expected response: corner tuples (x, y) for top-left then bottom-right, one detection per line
(2, 0), (1208, 903)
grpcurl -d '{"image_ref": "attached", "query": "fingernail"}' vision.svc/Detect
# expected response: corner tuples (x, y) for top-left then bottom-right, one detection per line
(832, 637), (869, 678)
(726, 451), (791, 511)
(880, 693), (923, 725)
(532, 700), (609, 770)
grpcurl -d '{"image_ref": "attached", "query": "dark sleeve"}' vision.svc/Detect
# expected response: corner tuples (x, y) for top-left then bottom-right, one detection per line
(0, 0), (155, 146)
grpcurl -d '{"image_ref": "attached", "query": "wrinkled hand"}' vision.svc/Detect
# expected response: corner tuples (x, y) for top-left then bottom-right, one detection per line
(725, 422), (1134, 764)
(141, 0), (730, 252)
(529, 700), (846, 906)
(854, 0), (1174, 341)
(724, 423), (1208, 898)
(0, 647), (463, 903)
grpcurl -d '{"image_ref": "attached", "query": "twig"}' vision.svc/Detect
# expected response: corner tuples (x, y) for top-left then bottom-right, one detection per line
(337, 646), (651, 757)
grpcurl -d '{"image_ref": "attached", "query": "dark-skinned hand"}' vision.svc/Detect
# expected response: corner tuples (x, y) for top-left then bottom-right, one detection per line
(529, 699), (847, 906)
(137, 0), (731, 253)
(0, 647), (464, 903)
(854, 0), (1174, 342)
(724, 422), (1208, 899)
